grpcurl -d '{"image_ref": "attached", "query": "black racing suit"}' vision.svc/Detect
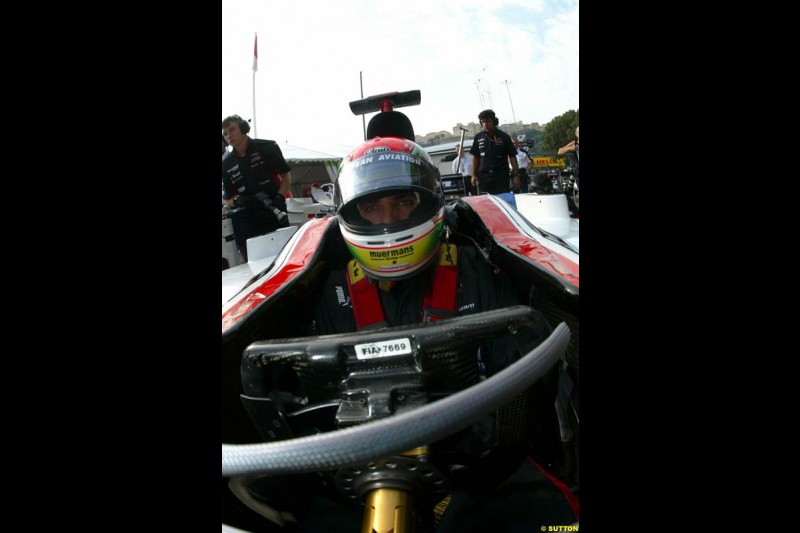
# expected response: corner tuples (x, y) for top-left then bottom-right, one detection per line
(221, 138), (291, 243)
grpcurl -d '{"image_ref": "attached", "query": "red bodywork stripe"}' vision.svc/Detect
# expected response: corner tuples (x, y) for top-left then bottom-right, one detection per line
(222, 217), (334, 333)
(465, 196), (579, 288)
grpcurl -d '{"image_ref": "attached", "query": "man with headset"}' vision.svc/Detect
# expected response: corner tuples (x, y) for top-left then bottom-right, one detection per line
(469, 109), (520, 195)
(221, 114), (292, 261)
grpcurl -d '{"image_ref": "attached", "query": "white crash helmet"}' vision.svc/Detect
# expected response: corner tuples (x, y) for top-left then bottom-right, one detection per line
(334, 136), (445, 281)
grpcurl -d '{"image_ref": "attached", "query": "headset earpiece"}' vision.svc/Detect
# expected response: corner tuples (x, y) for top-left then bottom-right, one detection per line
(233, 114), (250, 134)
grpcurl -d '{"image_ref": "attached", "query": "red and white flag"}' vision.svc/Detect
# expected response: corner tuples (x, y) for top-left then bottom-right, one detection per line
(253, 34), (258, 72)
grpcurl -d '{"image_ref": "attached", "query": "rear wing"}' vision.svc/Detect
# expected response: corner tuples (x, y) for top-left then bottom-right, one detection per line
(349, 90), (421, 115)
(348, 89), (422, 142)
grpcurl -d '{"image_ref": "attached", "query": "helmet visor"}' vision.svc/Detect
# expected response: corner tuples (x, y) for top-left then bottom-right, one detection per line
(336, 152), (440, 209)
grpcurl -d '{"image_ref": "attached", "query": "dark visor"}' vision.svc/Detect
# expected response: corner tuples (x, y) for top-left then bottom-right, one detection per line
(336, 153), (439, 207)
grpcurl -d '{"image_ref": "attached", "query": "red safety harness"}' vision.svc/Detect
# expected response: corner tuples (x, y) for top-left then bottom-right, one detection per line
(346, 243), (459, 330)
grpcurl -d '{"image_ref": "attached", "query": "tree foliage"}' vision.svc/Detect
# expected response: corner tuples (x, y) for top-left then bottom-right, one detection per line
(541, 109), (579, 153)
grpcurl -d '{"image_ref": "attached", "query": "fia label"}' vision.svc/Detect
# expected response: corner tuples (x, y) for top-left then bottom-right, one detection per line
(355, 338), (412, 360)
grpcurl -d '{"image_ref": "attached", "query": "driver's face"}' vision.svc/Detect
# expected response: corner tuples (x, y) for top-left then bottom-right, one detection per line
(357, 192), (419, 225)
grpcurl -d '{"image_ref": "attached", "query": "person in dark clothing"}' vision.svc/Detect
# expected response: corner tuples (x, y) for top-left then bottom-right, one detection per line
(302, 135), (577, 532)
(469, 109), (520, 195)
(221, 114), (292, 261)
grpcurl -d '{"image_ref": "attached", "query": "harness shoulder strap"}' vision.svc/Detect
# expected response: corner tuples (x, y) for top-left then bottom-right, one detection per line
(422, 243), (458, 322)
(346, 259), (387, 330)
(348, 243), (460, 329)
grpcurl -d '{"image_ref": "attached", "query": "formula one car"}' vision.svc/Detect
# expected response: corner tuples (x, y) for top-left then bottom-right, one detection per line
(221, 90), (579, 533)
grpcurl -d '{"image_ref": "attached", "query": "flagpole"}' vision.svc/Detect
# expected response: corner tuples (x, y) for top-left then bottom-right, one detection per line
(252, 33), (258, 138)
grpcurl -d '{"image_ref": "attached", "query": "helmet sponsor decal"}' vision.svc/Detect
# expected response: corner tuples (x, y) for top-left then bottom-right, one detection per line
(364, 146), (390, 154)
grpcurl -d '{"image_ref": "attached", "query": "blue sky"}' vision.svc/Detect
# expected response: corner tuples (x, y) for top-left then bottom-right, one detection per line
(222, 0), (578, 149)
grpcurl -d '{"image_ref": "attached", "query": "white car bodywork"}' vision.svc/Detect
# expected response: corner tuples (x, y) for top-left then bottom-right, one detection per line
(222, 192), (578, 306)
(497, 193), (578, 260)
(222, 226), (298, 304)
